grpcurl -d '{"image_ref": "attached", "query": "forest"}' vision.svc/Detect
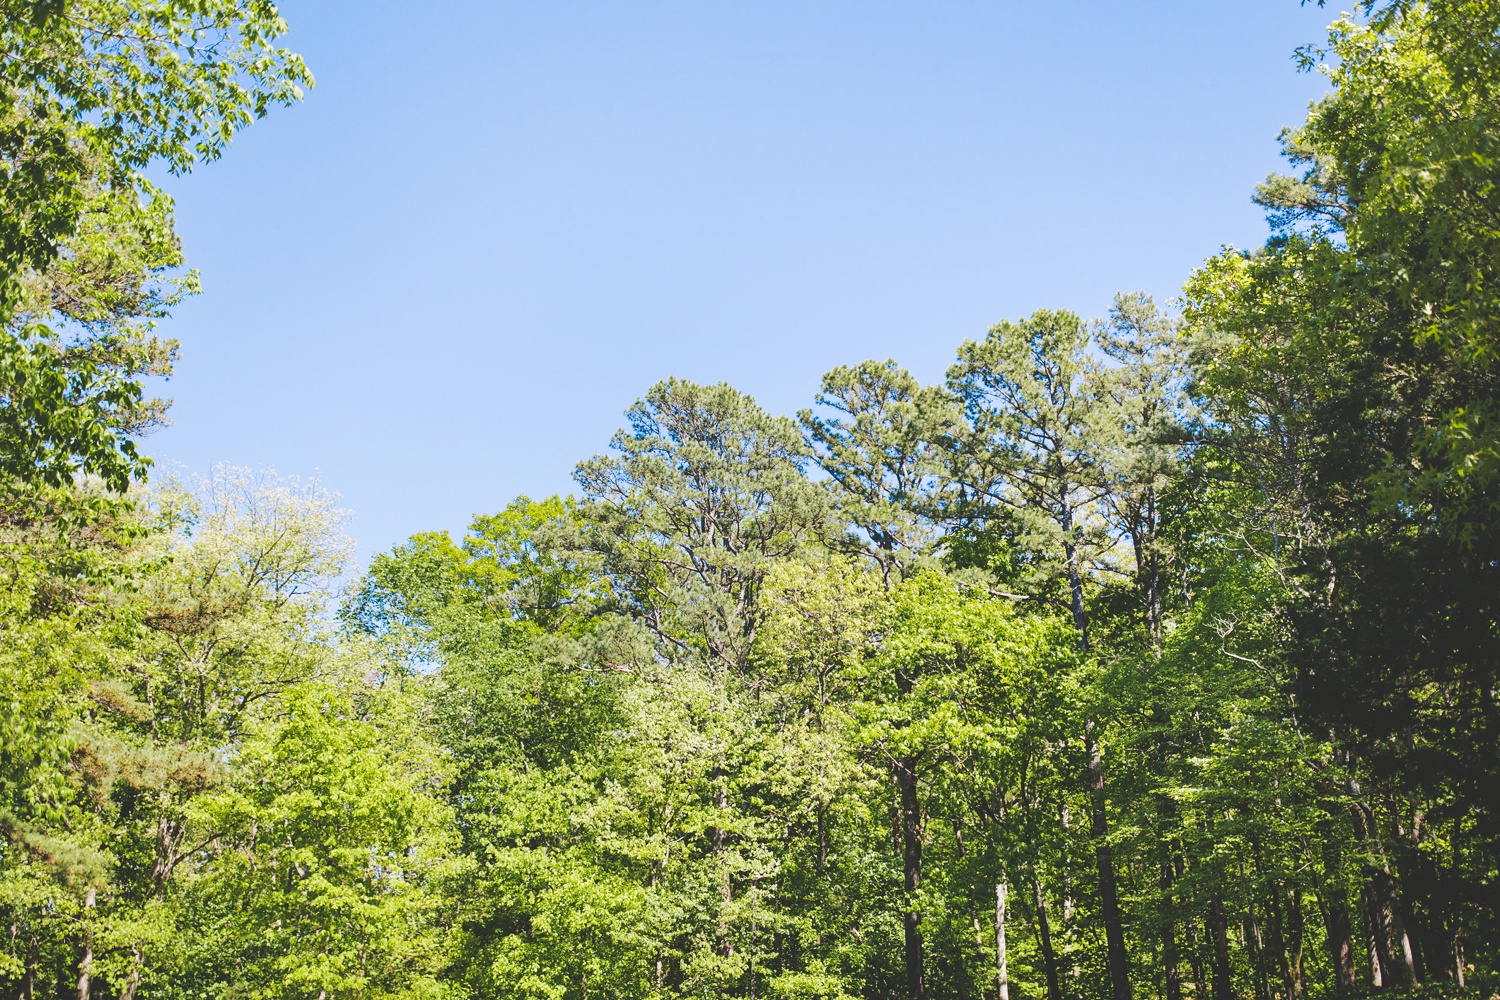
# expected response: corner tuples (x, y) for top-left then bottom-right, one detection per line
(1, 1), (1498, 998)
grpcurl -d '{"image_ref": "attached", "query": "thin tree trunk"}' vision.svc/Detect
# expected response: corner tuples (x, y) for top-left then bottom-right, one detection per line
(1065, 543), (1089, 647)
(1365, 918), (1383, 987)
(714, 779), (733, 959)
(1160, 857), (1183, 1000)
(1397, 896), (1428, 985)
(650, 859), (665, 990)
(1362, 880), (1398, 987)
(1365, 870), (1417, 988)
(1209, 903), (1233, 1000)
(1246, 909), (1272, 1000)
(1343, 803), (1387, 990)
(1033, 876), (1064, 1000)
(714, 776), (730, 858)
(1286, 886), (1307, 997)
(1061, 805), (1076, 923)
(1266, 894), (1295, 1000)
(1145, 495), (1162, 649)
(816, 801), (827, 876)
(1348, 800), (1415, 989)
(77, 885), (95, 1000)
(997, 883), (1010, 1000)
(1320, 842), (1358, 994)
(1131, 490), (1164, 650)
(896, 754), (925, 1000)
(117, 946), (144, 1000)
(1086, 721), (1131, 1000)
(1185, 917), (1208, 1000)
(1060, 504), (1090, 651)
(1382, 872), (1418, 987)
(1252, 845), (1293, 1000)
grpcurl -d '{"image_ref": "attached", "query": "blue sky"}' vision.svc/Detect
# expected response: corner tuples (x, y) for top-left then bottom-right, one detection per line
(147, 0), (1334, 563)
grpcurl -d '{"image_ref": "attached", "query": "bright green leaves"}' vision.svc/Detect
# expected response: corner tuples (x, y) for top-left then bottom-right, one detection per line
(0, 0), (309, 490)
(799, 361), (953, 586)
(6, 0), (1499, 994)
(180, 681), (458, 1000)
(577, 378), (827, 677)
(1248, 1), (1500, 527)
(348, 496), (596, 669)
(0, 330), (148, 488)
(465, 495), (599, 631)
(0, 0), (310, 176)
(0, 469), (467, 1000)
(1183, 10), (1500, 964)
(0, 160), (191, 489)
(868, 573), (1058, 746)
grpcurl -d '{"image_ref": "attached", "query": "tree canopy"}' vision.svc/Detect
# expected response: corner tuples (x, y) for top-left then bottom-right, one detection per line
(1, 2), (1497, 999)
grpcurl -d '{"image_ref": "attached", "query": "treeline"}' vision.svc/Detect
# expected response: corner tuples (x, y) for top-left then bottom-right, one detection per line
(1, 1), (1498, 999)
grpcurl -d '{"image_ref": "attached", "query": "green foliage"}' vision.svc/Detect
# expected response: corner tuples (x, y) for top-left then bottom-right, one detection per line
(4, 2), (1498, 999)
(576, 377), (827, 676)
(799, 361), (953, 585)
(1186, 10), (1500, 993)
(177, 678), (458, 1000)
(0, 470), (460, 1000)
(1, 0), (310, 285)
(0, 0), (308, 490)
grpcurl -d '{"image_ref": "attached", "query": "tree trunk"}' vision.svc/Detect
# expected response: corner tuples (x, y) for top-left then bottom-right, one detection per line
(1246, 910), (1272, 1000)
(117, 947), (144, 1000)
(1059, 498), (1090, 651)
(1033, 876), (1064, 1000)
(1362, 879), (1403, 987)
(1185, 917), (1208, 1000)
(1086, 721), (1131, 1000)
(1209, 902), (1233, 1000)
(1382, 873), (1418, 987)
(1363, 893), (1384, 988)
(1286, 886), (1307, 997)
(1131, 489), (1163, 649)
(816, 801), (827, 876)
(1145, 494), (1162, 648)
(1159, 858), (1183, 1000)
(713, 779), (729, 856)
(896, 754), (925, 1000)
(1347, 800), (1416, 989)
(1266, 888), (1295, 1000)
(714, 779), (733, 959)
(77, 885), (95, 1000)
(1320, 842), (1358, 994)
(1361, 869), (1419, 989)
(997, 883), (1009, 1000)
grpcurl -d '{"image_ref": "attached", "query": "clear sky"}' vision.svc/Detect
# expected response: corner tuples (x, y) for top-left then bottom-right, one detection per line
(146, 0), (1334, 563)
